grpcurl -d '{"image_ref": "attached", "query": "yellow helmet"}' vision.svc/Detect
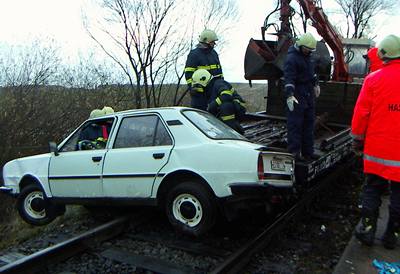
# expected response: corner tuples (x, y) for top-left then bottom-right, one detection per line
(198, 29), (218, 43)
(296, 33), (317, 51)
(102, 106), (115, 115)
(89, 109), (103, 119)
(378, 34), (400, 59)
(192, 69), (212, 87)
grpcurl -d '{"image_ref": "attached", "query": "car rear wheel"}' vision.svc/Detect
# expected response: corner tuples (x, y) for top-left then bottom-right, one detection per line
(17, 184), (63, 226)
(165, 181), (217, 236)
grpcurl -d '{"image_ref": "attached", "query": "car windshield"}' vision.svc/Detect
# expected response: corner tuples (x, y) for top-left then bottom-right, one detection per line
(182, 110), (247, 140)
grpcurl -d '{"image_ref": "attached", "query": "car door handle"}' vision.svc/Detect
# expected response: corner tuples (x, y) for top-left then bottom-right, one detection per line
(153, 153), (165, 159)
(92, 156), (102, 162)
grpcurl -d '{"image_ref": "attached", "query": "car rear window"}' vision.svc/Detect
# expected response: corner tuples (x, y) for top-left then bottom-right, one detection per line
(182, 110), (247, 140)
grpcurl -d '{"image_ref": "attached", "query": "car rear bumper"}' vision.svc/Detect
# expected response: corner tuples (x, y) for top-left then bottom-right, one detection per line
(221, 183), (294, 220)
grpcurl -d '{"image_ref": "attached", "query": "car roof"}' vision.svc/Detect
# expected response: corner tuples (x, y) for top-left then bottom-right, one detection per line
(90, 106), (199, 120)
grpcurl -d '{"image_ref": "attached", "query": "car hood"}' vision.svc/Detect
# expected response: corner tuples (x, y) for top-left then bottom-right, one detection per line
(4, 153), (52, 183)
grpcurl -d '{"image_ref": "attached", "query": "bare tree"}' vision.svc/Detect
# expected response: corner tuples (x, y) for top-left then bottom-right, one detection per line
(84, 0), (238, 108)
(84, 0), (180, 108)
(57, 51), (125, 90)
(334, 0), (397, 38)
(0, 39), (60, 88)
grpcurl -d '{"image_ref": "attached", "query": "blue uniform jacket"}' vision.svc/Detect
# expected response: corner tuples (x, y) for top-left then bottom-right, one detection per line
(184, 44), (223, 89)
(283, 45), (317, 98)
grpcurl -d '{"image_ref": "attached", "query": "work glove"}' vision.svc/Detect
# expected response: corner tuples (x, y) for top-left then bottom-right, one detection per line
(286, 96), (299, 112)
(352, 139), (364, 156)
(314, 85), (320, 98)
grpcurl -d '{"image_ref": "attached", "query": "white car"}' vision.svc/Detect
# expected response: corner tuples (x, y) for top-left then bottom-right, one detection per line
(1, 107), (294, 236)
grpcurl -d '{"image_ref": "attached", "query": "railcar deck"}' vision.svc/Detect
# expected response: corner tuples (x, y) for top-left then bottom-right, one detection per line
(242, 112), (352, 184)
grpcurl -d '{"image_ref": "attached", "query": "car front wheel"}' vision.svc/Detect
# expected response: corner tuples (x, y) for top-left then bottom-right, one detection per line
(165, 181), (217, 236)
(17, 184), (62, 226)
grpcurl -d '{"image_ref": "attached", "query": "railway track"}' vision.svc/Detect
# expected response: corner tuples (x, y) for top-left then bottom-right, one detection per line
(0, 213), (150, 274)
(0, 160), (355, 274)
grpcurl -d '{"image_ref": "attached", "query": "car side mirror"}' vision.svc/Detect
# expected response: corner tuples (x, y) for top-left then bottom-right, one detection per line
(49, 142), (59, 156)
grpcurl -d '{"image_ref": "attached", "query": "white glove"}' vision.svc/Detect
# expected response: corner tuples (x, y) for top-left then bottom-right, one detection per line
(314, 85), (320, 98)
(286, 96), (298, 111)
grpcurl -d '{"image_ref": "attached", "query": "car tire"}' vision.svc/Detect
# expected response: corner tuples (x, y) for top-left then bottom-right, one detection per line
(165, 181), (217, 236)
(17, 184), (61, 226)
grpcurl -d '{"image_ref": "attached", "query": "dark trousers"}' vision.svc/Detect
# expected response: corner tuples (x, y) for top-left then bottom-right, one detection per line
(219, 102), (244, 134)
(287, 97), (315, 156)
(361, 173), (400, 220)
(190, 92), (208, 111)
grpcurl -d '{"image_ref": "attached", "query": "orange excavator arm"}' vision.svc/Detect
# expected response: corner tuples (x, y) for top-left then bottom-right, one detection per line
(296, 0), (349, 81)
(244, 0), (349, 82)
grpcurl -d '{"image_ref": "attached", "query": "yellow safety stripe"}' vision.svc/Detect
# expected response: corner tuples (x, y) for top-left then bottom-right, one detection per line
(194, 87), (204, 93)
(197, 64), (221, 70)
(221, 114), (235, 121)
(186, 79), (193, 84)
(96, 137), (107, 142)
(216, 97), (222, 105)
(185, 67), (196, 72)
(234, 99), (246, 107)
(214, 73), (224, 78)
(221, 89), (234, 96)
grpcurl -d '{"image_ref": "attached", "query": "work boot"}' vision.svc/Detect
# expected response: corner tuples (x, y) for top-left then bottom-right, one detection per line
(382, 218), (399, 249)
(355, 216), (377, 246)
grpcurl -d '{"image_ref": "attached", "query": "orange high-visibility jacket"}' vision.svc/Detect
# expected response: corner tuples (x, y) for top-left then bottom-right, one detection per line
(351, 60), (400, 182)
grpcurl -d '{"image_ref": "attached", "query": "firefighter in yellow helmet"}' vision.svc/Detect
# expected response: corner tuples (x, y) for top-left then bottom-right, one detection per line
(192, 69), (246, 134)
(184, 29), (224, 110)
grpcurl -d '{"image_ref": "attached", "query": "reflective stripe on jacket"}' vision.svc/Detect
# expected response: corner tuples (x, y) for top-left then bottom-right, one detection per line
(351, 59), (400, 182)
(184, 45), (223, 89)
(207, 78), (246, 119)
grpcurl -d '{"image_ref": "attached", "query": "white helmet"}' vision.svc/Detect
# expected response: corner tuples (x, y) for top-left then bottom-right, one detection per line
(378, 34), (400, 59)
(296, 33), (317, 51)
(89, 109), (103, 119)
(198, 29), (218, 43)
(102, 106), (115, 115)
(192, 69), (212, 87)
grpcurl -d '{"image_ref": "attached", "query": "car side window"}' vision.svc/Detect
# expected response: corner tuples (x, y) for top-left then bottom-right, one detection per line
(60, 118), (115, 152)
(114, 115), (172, 148)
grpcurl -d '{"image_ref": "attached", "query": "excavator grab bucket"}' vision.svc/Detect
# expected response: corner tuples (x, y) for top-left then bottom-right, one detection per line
(244, 39), (281, 80)
(244, 38), (291, 81)
(244, 38), (332, 81)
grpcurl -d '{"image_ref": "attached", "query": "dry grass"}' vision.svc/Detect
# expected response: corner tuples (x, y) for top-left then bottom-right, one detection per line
(0, 206), (89, 250)
(232, 83), (267, 112)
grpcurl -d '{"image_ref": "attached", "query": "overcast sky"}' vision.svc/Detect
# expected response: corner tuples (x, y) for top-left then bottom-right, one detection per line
(0, 0), (398, 83)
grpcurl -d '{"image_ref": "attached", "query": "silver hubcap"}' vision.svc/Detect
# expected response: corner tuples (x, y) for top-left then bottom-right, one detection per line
(172, 193), (202, 227)
(25, 191), (46, 219)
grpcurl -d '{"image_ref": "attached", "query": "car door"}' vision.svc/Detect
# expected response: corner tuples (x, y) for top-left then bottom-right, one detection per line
(102, 114), (173, 198)
(48, 118), (115, 198)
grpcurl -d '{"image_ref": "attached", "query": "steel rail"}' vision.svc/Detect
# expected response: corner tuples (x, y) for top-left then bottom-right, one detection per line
(0, 215), (133, 274)
(210, 162), (349, 274)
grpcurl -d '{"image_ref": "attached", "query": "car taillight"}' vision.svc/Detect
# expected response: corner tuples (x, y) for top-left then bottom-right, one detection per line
(258, 153), (265, 180)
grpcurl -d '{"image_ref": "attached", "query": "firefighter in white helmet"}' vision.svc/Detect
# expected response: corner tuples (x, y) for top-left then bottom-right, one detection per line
(352, 34), (400, 249)
(283, 32), (320, 161)
(192, 69), (246, 134)
(78, 107), (114, 150)
(184, 29), (224, 110)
